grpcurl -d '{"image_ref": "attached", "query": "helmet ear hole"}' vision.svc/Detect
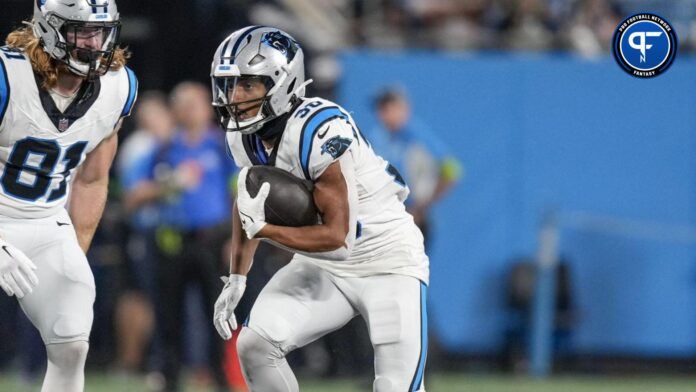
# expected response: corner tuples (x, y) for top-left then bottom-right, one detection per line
(286, 78), (296, 95)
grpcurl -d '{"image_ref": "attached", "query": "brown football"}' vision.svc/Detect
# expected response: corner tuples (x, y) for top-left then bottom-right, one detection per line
(245, 166), (319, 227)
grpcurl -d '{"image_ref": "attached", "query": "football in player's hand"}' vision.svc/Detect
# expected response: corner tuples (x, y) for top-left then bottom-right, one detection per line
(245, 166), (320, 227)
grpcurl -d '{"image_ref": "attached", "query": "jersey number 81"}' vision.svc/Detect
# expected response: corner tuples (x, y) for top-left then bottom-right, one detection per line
(1, 137), (87, 202)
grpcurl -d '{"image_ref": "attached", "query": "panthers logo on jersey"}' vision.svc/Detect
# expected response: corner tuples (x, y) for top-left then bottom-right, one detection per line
(320, 135), (352, 159)
(261, 31), (300, 62)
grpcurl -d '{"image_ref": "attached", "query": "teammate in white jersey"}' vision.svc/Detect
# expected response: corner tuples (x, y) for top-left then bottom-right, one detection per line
(212, 26), (429, 392)
(0, 1), (137, 391)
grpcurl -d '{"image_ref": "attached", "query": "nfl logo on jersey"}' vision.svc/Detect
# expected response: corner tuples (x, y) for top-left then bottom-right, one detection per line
(58, 118), (69, 132)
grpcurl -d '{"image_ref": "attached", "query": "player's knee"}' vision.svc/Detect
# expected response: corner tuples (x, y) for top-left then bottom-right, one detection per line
(51, 315), (93, 342)
(237, 327), (283, 367)
(373, 376), (395, 392)
(47, 341), (89, 370)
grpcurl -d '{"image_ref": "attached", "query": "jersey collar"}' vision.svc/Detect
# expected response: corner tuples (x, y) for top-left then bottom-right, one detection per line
(34, 73), (101, 133)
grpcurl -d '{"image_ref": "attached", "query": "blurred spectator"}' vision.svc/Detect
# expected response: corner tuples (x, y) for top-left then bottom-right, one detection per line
(89, 198), (132, 368)
(115, 91), (175, 376)
(564, 0), (622, 58)
(498, 0), (557, 51)
(135, 82), (237, 391)
(403, 0), (496, 50)
(369, 87), (462, 248)
(358, 0), (410, 49)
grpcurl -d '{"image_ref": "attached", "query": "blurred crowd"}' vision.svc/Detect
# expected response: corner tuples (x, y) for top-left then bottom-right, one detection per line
(1, 0), (692, 94)
(239, 0), (695, 92)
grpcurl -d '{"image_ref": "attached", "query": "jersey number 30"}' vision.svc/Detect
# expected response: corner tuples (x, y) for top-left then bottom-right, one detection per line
(1, 138), (87, 202)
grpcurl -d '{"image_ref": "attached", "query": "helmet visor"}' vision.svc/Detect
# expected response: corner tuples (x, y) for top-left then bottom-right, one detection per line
(212, 75), (275, 131)
(61, 20), (120, 77)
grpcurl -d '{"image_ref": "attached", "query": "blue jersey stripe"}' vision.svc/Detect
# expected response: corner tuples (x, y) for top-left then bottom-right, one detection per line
(0, 58), (9, 125)
(224, 138), (233, 159)
(229, 25), (265, 62)
(298, 107), (347, 179)
(409, 282), (428, 391)
(253, 135), (268, 165)
(121, 67), (138, 117)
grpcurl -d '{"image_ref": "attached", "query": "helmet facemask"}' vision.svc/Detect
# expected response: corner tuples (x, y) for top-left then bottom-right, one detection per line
(212, 75), (279, 134)
(59, 18), (120, 78)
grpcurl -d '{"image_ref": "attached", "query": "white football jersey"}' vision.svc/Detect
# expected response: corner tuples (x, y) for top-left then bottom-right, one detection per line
(0, 46), (137, 219)
(227, 97), (429, 283)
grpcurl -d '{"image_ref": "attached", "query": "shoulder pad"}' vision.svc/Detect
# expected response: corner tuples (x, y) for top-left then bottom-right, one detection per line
(119, 66), (138, 118)
(0, 53), (10, 126)
(295, 102), (356, 180)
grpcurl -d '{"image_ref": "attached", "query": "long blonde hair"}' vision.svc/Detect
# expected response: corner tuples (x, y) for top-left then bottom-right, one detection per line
(5, 21), (130, 90)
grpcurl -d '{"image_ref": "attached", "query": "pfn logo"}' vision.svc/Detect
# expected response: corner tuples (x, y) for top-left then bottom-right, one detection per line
(628, 31), (663, 63)
(613, 14), (677, 78)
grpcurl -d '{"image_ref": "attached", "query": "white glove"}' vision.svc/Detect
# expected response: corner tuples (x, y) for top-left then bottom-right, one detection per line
(237, 167), (270, 239)
(213, 274), (247, 340)
(0, 238), (39, 298)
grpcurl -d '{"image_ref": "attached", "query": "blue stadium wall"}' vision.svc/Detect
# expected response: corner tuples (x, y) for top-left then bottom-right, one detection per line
(337, 51), (696, 356)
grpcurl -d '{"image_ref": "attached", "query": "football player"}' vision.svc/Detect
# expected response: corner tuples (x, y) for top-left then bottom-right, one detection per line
(212, 27), (428, 392)
(0, 1), (137, 391)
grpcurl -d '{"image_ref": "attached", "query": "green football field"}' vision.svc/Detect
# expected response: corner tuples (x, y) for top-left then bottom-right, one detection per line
(1, 372), (696, 392)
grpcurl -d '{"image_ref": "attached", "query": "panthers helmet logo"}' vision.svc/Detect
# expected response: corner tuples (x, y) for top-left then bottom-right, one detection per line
(320, 136), (352, 159)
(261, 31), (300, 62)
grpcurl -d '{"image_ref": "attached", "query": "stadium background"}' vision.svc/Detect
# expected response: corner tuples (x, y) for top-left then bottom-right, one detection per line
(2, 0), (696, 390)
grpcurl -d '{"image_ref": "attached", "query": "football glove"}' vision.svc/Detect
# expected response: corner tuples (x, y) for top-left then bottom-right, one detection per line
(213, 274), (247, 340)
(237, 167), (271, 239)
(0, 238), (39, 298)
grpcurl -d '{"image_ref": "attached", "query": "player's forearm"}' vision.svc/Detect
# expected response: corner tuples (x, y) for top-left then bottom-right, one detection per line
(258, 223), (346, 253)
(258, 160), (351, 253)
(230, 202), (259, 275)
(68, 177), (109, 253)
